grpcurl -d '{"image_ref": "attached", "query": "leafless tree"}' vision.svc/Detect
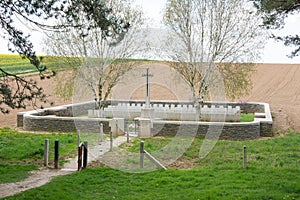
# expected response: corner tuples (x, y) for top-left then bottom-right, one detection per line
(44, 0), (145, 108)
(163, 0), (266, 103)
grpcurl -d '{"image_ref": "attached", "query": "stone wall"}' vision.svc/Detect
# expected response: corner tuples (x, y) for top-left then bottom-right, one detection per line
(17, 101), (95, 127)
(23, 113), (111, 133)
(18, 101), (272, 140)
(20, 102), (110, 133)
(152, 121), (260, 140)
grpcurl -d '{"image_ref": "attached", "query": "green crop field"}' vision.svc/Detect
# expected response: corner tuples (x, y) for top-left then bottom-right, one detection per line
(0, 54), (37, 75)
(0, 54), (151, 77)
(0, 54), (80, 76)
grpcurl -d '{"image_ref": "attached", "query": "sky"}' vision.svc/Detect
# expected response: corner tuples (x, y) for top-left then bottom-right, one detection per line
(1, 0), (299, 64)
(134, 0), (300, 64)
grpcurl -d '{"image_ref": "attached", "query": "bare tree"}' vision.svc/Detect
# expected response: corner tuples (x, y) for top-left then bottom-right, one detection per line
(163, 0), (266, 103)
(44, 0), (145, 108)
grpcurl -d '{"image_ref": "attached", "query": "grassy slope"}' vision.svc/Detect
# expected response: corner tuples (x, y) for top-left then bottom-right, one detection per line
(0, 54), (78, 75)
(0, 128), (78, 183)
(0, 54), (150, 76)
(5, 167), (299, 200)
(3, 131), (300, 200)
(0, 164), (37, 183)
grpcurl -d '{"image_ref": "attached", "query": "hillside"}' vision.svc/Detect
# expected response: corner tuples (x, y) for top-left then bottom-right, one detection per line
(0, 63), (299, 132)
(244, 63), (300, 131)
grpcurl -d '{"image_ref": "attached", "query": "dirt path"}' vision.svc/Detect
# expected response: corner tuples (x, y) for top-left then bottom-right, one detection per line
(0, 136), (128, 198)
(0, 169), (73, 198)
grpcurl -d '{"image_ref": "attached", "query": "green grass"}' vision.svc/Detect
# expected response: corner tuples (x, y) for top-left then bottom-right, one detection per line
(240, 113), (255, 122)
(0, 127), (78, 164)
(0, 54), (152, 76)
(2, 130), (300, 199)
(0, 164), (37, 183)
(122, 132), (300, 170)
(0, 127), (106, 183)
(0, 127), (79, 183)
(0, 54), (79, 76)
(5, 167), (300, 200)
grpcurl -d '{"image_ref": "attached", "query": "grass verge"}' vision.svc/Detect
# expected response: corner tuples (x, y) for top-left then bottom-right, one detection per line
(2, 131), (300, 199)
(5, 166), (300, 200)
(0, 127), (78, 164)
(0, 164), (37, 183)
(0, 127), (79, 183)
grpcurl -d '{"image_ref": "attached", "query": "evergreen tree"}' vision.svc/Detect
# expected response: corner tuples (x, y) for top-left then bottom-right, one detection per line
(252, 0), (300, 58)
(0, 0), (130, 113)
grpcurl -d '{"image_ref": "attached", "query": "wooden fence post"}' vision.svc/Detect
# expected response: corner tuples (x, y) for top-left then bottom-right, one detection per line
(54, 140), (59, 169)
(83, 141), (88, 169)
(140, 141), (145, 168)
(44, 139), (49, 167)
(243, 145), (247, 169)
(78, 143), (83, 171)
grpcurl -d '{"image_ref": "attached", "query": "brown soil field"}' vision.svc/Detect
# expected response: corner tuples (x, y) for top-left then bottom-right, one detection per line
(1, 63), (299, 132)
(243, 63), (300, 132)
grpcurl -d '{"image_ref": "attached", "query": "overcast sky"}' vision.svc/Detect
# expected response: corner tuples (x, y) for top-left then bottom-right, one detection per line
(1, 0), (299, 64)
(134, 0), (300, 64)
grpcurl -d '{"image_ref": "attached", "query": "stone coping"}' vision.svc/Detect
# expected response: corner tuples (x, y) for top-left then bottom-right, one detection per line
(253, 102), (272, 124)
(152, 119), (261, 126)
(18, 100), (272, 124)
(18, 101), (273, 139)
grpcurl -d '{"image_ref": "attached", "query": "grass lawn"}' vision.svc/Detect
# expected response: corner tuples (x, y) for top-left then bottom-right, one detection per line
(0, 164), (37, 183)
(240, 113), (254, 122)
(1, 128), (299, 199)
(4, 167), (299, 200)
(0, 127), (78, 183)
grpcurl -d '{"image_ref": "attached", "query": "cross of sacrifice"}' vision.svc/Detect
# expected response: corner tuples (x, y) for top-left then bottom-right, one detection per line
(142, 67), (153, 108)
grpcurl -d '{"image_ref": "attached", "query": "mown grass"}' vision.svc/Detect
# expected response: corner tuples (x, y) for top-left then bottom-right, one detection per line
(240, 113), (254, 122)
(0, 127), (78, 163)
(0, 164), (37, 183)
(0, 127), (79, 183)
(2, 129), (300, 199)
(5, 166), (300, 199)
(122, 132), (300, 170)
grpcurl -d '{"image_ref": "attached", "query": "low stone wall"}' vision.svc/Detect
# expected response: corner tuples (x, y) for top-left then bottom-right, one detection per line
(254, 102), (273, 137)
(17, 101), (95, 127)
(152, 121), (260, 140)
(23, 113), (111, 133)
(18, 101), (273, 140)
(19, 102), (110, 133)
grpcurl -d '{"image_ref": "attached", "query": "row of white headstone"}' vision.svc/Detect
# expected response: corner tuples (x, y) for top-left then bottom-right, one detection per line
(88, 103), (241, 121)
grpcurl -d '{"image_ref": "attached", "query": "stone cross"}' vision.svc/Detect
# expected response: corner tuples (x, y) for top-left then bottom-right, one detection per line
(142, 67), (153, 108)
